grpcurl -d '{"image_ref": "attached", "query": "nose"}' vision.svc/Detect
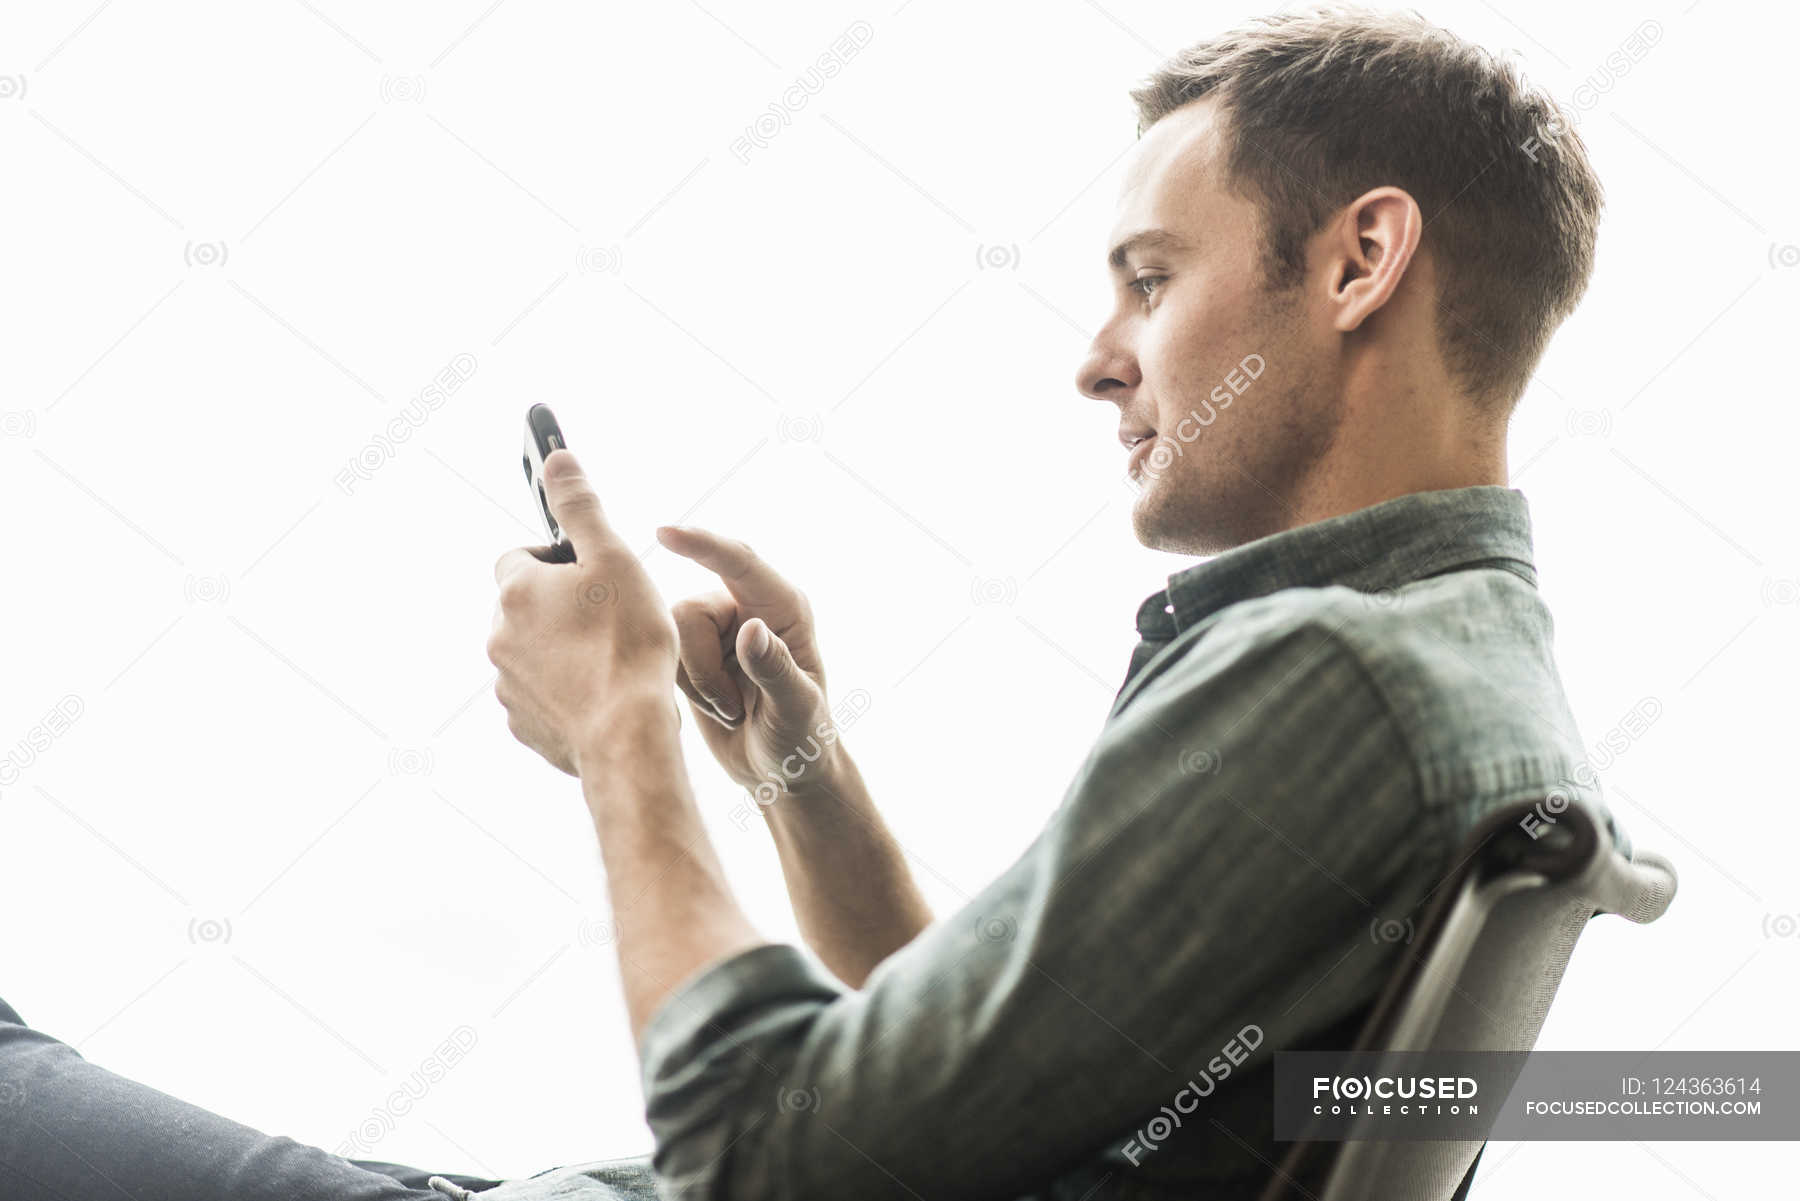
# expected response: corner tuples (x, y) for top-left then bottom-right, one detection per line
(1075, 318), (1138, 405)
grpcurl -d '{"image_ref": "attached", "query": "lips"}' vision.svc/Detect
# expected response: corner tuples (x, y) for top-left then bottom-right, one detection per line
(1128, 437), (1156, 474)
(1118, 426), (1156, 451)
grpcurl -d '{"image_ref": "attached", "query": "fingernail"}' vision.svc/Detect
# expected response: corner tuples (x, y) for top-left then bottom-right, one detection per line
(750, 621), (773, 656)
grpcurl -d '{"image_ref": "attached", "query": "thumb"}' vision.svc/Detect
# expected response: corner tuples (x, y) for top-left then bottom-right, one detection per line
(737, 618), (817, 719)
(542, 449), (610, 558)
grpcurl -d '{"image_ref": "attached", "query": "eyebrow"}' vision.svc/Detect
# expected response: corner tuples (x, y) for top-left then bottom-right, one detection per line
(1107, 229), (1192, 272)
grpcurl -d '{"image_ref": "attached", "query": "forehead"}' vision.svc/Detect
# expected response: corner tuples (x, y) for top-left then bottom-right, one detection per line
(1109, 99), (1237, 249)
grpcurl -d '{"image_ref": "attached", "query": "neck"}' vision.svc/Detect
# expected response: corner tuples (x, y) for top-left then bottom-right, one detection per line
(1284, 375), (1508, 533)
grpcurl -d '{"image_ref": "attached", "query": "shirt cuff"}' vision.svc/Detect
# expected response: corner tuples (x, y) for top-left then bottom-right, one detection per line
(638, 942), (846, 1090)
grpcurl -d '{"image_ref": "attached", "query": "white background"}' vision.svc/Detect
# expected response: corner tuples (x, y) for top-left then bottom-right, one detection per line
(0, 1), (1793, 1196)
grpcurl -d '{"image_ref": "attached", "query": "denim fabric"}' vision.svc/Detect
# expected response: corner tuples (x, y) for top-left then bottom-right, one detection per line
(630, 484), (1629, 1201)
(0, 991), (496, 1200)
(0, 985), (658, 1200)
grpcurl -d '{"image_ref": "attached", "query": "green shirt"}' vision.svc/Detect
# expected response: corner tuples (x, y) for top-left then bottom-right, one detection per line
(474, 484), (1628, 1201)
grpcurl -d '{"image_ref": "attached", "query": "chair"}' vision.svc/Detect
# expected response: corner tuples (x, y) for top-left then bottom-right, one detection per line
(1254, 794), (1678, 1201)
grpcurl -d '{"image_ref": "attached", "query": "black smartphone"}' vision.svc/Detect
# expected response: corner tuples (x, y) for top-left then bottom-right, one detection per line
(522, 404), (577, 562)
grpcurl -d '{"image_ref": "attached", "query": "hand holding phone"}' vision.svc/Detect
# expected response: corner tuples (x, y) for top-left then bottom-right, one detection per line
(522, 404), (578, 563)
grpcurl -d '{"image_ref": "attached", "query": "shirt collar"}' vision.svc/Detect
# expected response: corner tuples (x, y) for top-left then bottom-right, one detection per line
(1132, 484), (1539, 644)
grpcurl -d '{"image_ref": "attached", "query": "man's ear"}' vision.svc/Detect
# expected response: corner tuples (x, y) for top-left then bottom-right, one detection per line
(1324, 186), (1424, 333)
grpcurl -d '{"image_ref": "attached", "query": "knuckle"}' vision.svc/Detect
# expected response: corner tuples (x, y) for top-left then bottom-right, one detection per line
(498, 575), (532, 609)
(586, 542), (629, 573)
(556, 489), (600, 517)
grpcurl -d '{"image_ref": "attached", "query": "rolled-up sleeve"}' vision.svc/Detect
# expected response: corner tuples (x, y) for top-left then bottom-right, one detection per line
(639, 613), (1430, 1200)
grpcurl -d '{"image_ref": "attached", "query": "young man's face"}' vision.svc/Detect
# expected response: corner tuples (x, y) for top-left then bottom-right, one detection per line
(1076, 98), (1345, 556)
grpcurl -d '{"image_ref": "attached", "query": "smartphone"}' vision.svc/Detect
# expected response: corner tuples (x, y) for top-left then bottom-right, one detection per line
(522, 404), (577, 562)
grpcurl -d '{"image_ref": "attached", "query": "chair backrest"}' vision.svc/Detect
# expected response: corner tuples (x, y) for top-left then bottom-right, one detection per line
(1256, 794), (1678, 1201)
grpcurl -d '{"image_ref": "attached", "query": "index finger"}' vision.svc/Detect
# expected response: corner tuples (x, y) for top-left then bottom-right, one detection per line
(653, 526), (798, 612)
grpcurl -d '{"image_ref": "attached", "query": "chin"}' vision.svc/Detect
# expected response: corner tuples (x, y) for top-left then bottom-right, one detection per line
(1129, 482), (1183, 552)
(1132, 478), (1230, 557)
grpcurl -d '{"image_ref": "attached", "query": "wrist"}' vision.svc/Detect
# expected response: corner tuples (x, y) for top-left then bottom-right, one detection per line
(790, 737), (851, 796)
(758, 738), (856, 816)
(574, 687), (683, 781)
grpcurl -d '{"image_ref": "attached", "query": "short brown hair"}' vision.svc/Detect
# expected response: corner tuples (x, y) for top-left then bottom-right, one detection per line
(1130, 6), (1603, 412)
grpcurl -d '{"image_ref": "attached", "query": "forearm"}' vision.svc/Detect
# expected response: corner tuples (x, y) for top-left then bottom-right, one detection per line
(579, 692), (766, 1047)
(761, 743), (934, 987)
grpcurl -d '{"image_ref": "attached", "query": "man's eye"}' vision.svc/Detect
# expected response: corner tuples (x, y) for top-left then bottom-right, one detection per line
(1129, 275), (1166, 300)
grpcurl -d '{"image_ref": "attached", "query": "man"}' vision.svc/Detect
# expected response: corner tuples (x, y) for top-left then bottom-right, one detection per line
(0, 8), (1624, 1200)
(479, 7), (1625, 1199)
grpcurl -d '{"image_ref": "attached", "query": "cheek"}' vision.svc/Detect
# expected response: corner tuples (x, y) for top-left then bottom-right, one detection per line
(1139, 294), (1241, 421)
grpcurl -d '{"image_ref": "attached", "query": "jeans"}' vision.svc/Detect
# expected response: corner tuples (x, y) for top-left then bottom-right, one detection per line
(0, 992), (509, 1200)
